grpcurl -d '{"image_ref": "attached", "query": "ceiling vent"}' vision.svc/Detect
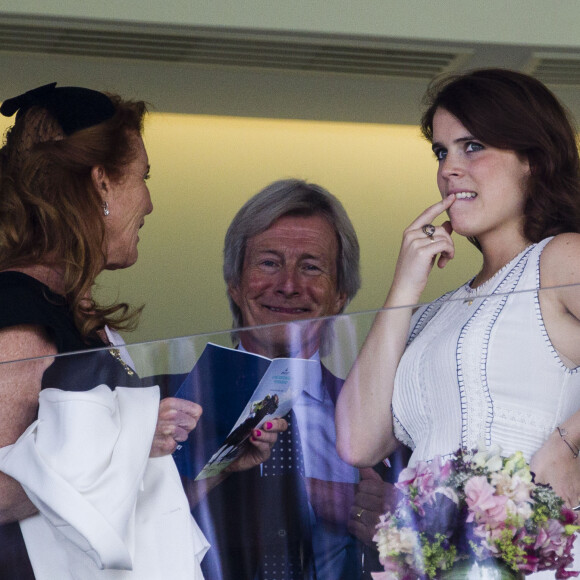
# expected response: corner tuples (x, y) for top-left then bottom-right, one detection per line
(0, 17), (468, 79)
(528, 53), (580, 86)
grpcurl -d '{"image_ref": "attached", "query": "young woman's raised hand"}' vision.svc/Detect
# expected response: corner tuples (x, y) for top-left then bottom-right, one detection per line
(388, 194), (456, 306)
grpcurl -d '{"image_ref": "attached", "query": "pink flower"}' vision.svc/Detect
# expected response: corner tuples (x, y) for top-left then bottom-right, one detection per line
(518, 550), (540, 574)
(535, 520), (567, 557)
(376, 448), (580, 579)
(491, 472), (533, 504)
(464, 476), (508, 526)
(397, 461), (442, 516)
(469, 525), (495, 559)
(430, 455), (453, 480)
(531, 521), (580, 578)
(397, 461), (435, 495)
(554, 534), (580, 578)
(561, 507), (577, 526)
(373, 557), (415, 580)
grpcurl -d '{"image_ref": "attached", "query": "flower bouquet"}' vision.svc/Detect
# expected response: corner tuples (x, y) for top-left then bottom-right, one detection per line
(372, 445), (579, 579)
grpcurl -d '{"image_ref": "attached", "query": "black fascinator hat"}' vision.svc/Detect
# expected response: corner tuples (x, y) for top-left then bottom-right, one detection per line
(0, 82), (115, 135)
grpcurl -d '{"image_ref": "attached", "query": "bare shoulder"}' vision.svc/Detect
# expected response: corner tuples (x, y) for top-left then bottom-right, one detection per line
(0, 324), (56, 363)
(540, 233), (580, 287)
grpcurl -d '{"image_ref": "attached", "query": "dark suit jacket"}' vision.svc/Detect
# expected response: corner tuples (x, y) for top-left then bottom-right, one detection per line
(152, 349), (358, 580)
(151, 348), (409, 580)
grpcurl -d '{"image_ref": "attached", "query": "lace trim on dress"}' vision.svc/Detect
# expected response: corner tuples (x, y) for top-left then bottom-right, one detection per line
(531, 238), (580, 373)
(458, 245), (536, 450)
(393, 411), (414, 448)
(464, 243), (535, 292)
(494, 406), (553, 433)
(407, 290), (455, 346)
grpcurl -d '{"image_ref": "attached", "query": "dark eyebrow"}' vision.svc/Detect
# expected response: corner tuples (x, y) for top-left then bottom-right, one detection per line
(432, 135), (477, 152)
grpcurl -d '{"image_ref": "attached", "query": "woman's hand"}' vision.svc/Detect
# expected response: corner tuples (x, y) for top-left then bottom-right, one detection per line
(530, 429), (580, 509)
(225, 417), (288, 472)
(338, 195), (457, 467)
(388, 194), (456, 307)
(182, 418), (289, 507)
(150, 397), (203, 457)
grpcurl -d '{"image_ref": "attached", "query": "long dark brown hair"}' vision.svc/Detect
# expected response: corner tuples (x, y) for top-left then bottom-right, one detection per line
(0, 94), (147, 339)
(421, 68), (580, 244)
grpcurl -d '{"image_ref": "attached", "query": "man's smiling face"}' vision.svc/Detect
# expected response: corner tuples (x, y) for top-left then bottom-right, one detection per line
(228, 213), (347, 358)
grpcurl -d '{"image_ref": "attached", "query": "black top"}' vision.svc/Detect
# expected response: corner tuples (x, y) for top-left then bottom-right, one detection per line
(0, 271), (141, 391)
(0, 271), (103, 353)
(0, 271), (139, 579)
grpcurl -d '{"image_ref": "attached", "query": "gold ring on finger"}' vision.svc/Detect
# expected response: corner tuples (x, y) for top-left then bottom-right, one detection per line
(421, 224), (436, 238)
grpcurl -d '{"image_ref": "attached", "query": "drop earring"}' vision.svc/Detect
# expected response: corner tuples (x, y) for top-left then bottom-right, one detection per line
(102, 201), (110, 216)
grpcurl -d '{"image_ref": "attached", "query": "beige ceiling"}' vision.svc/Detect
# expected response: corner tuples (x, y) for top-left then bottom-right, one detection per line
(1, 10), (580, 126)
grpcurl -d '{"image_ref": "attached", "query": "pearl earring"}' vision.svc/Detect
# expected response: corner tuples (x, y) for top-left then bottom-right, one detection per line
(102, 201), (110, 216)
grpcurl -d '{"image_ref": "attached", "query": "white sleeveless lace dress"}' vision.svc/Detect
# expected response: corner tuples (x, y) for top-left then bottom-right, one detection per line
(392, 238), (580, 578)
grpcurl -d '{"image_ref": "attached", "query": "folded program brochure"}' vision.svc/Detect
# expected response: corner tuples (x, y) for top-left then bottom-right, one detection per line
(172, 343), (318, 480)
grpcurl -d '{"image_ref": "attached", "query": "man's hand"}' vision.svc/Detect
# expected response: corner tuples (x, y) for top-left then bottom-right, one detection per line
(305, 477), (356, 531)
(348, 467), (399, 547)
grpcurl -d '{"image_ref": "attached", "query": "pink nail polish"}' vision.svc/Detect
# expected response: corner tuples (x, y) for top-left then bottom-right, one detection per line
(255, 430), (262, 438)
(265, 422), (273, 430)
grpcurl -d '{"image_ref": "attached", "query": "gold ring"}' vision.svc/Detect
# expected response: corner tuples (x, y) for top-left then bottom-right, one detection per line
(355, 508), (364, 521)
(421, 224), (436, 238)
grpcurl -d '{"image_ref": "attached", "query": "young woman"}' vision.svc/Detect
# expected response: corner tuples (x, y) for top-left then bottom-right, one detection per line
(336, 68), (580, 538)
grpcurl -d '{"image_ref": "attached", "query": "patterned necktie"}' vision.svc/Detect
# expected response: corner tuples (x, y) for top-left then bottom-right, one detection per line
(257, 411), (313, 579)
(261, 410), (305, 478)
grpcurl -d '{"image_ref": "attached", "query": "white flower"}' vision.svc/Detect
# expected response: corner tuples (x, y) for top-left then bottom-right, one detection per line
(501, 451), (531, 480)
(491, 472), (534, 504)
(472, 442), (503, 472)
(374, 524), (419, 561)
(508, 498), (533, 522)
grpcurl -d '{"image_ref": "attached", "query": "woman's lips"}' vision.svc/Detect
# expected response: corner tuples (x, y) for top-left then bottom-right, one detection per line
(452, 191), (477, 199)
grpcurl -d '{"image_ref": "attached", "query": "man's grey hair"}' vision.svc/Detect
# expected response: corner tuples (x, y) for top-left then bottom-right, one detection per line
(223, 178), (361, 331)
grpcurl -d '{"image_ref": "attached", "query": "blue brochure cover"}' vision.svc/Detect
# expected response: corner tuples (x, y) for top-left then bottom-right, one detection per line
(171, 343), (271, 479)
(171, 343), (317, 480)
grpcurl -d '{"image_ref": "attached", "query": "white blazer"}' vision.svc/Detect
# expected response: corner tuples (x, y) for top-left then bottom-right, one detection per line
(0, 384), (208, 579)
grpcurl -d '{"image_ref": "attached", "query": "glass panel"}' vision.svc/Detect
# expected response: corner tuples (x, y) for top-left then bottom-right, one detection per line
(1, 282), (579, 578)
